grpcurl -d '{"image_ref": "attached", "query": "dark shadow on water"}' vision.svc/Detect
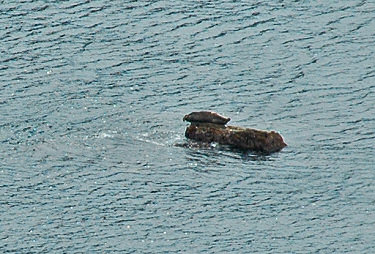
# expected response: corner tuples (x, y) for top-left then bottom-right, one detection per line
(175, 140), (276, 162)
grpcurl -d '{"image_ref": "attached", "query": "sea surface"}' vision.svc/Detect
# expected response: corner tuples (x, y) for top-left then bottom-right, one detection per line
(1, 1), (375, 253)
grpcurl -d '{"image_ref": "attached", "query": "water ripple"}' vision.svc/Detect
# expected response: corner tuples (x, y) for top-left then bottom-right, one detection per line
(1, 0), (375, 253)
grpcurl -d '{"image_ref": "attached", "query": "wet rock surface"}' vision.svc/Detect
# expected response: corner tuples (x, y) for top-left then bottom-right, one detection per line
(185, 122), (287, 153)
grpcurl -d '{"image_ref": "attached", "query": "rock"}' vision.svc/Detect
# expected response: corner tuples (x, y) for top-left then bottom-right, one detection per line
(184, 122), (287, 153)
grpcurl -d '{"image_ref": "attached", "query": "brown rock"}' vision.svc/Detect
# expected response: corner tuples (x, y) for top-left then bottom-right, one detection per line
(185, 123), (287, 153)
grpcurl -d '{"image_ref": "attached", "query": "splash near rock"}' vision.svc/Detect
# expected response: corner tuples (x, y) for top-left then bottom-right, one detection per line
(183, 112), (287, 153)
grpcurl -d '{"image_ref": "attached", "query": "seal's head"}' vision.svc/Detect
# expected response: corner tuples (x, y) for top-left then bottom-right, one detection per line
(266, 131), (287, 152)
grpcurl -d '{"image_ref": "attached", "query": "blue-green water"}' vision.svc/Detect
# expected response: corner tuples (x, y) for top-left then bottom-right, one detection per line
(1, 1), (375, 253)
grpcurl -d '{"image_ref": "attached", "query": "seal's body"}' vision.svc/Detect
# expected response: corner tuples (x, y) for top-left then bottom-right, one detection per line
(183, 111), (230, 125)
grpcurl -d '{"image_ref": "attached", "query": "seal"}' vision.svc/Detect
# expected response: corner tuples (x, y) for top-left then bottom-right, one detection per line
(183, 111), (231, 125)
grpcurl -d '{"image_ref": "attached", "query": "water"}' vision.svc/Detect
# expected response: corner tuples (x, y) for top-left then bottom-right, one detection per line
(1, 1), (375, 253)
